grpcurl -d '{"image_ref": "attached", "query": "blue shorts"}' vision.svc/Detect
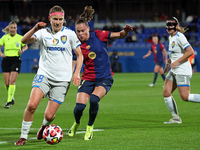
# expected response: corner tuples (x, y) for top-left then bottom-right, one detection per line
(156, 61), (164, 67)
(78, 77), (114, 95)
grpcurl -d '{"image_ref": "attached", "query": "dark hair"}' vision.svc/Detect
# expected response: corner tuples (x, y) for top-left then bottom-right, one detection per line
(75, 6), (95, 27)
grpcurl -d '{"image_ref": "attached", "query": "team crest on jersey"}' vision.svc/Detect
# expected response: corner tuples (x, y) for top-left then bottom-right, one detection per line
(53, 38), (59, 45)
(61, 35), (67, 44)
(15, 42), (20, 47)
(172, 41), (175, 48)
(86, 45), (90, 49)
(88, 52), (96, 59)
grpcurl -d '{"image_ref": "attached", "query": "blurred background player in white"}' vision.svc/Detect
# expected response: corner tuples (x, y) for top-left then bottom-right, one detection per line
(0, 21), (28, 108)
(14, 5), (83, 145)
(143, 35), (167, 87)
(163, 17), (200, 124)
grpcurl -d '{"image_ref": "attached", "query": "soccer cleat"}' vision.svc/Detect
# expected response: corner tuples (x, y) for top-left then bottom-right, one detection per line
(4, 99), (15, 109)
(84, 125), (94, 140)
(68, 122), (79, 137)
(148, 83), (155, 87)
(14, 138), (26, 145)
(164, 118), (182, 124)
(37, 125), (46, 140)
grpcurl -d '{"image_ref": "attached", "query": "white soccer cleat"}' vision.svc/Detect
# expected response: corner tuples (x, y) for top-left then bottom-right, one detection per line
(164, 118), (182, 124)
(148, 83), (155, 87)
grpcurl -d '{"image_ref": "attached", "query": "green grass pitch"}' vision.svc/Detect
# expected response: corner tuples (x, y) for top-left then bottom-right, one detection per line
(0, 73), (200, 150)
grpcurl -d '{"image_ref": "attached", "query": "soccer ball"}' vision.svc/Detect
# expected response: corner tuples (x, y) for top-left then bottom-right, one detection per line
(43, 124), (63, 145)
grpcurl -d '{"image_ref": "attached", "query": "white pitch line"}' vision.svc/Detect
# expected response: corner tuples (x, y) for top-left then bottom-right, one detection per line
(0, 129), (104, 144)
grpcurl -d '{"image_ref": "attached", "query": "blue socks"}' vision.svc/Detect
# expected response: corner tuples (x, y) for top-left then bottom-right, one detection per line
(88, 94), (100, 126)
(74, 103), (86, 124)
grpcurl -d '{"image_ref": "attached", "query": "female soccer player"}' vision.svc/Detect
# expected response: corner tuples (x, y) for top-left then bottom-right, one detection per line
(163, 17), (200, 124)
(68, 6), (132, 140)
(0, 21), (28, 109)
(143, 35), (167, 87)
(14, 5), (83, 145)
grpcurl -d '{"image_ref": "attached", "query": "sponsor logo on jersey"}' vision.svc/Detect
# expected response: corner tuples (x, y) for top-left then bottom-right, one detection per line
(172, 41), (175, 48)
(86, 45), (90, 49)
(61, 35), (67, 44)
(47, 47), (66, 51)
(53, 38), (59, 45)
(88, 52), (96, 59)
(45, 37), (52, 40)
(16, 42), (20, 47)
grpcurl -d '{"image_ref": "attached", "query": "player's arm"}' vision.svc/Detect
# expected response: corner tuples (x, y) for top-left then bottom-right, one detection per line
(0, 45), (6, 58)
(110, 25), (133, 39)
(162, 48), (168, 63)
(72, 46), (83, 86)
(21, 22), (46, 44)
(170, 46), (194, 69)
(143, 50), (152, 59)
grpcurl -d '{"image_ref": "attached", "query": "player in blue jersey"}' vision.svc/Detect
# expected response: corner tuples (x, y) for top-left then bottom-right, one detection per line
(163, 17), (200, 124)
(68, 6), (132, 140)
(143, 35), (167, 87)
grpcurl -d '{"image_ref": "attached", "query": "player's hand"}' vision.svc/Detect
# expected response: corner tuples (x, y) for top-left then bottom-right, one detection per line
(170, 61), (179, 69)
(123, 25), (133, 33)
(18, 49), (23, 55)
(0, 53), (6, 58)
(72, 72), (80, 86)
(34, 22), (47, 31)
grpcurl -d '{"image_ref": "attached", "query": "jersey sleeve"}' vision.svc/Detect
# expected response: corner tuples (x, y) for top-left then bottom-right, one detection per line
(70, 31), (81, 50)
(160, 43), (165, 50)
(33, 29), (43, 42)
(178, 34), (190, 50)
(0, 35), (5, 46)
(95, 30), (110, 42)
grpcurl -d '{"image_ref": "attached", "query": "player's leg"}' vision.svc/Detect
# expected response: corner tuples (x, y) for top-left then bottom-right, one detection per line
(159, 66), (166, 81)
(68, 92), (90, 137)
(15, 87), (44, 145)
(177, 75), (200, 102)
(4, 71), (18, 108)
(84, 77), (113, 140)
(163, 71), (181, 124)
(149, 65), (159, 87)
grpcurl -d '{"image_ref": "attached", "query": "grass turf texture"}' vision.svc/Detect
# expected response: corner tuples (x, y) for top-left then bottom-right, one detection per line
(0, 73), (200, 150)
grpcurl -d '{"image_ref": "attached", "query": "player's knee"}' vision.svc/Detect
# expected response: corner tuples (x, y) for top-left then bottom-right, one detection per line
(90, 94), (100, 106)
(44, 113), (55, 121)
(163, 90), (171, 97)
(74, 103), (86, 114)
(26, 103), (37, 114)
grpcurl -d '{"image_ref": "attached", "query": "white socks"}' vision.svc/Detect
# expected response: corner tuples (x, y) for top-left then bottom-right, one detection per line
(21, 120), (33, 139)
(42, 118), (51, 126)
(188, 94), (200, 102)
(164, 96), (180, 119)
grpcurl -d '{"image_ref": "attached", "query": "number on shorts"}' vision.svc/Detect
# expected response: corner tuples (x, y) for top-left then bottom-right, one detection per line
(33, 75), (44, 83)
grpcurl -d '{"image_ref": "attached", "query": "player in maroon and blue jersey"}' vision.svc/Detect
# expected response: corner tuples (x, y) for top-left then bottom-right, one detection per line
(143, 35), (168, 87)
(68, 6), (132, 140)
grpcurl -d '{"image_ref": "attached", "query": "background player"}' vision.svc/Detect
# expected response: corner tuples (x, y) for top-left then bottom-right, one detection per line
(68, 6), (132, 140)
(0, 21), (28, 108)
(163, 17), (200, 124)
(14, 5), (83, 145)
(143, 35), (167, 87)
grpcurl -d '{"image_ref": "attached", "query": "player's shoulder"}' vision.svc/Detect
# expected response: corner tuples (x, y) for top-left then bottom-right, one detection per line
(62, 27), (75, 33)
(175, 31), (184, 38)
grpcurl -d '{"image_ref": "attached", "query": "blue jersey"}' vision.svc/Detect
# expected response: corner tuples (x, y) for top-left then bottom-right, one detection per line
(150, 43), (165, 63)
(80, 30), (112, 81)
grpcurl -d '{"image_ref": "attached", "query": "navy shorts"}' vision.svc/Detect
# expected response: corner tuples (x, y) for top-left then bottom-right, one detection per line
(155, 61), (164, 67)
(78, 77), (114, 95)
(1, 57), (22, 73)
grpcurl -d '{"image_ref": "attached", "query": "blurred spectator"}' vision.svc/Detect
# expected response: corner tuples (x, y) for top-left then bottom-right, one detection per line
(155, 32), (161, 41)
(21, 25), (29, 35)
(137, 24), (145, 34)
(189, 32), (198, 47)
(147, 33), (154, 43)
(31, 58), (39, 73)
(131, 31), (138, 42)
(115, 24), (121, 31)
(186, 15), (193, 23)
(132, 25), (138, 33)
(185, 32), (191, 41)
(110, 50), (121, 72)
(159, 13), (169, 21)
(125, 35), (133, 43)
(109, 23), (116, 32)
(102, 23), (109, 30)
(189, 23), (198, 32)
(154, 12), (160, 22)
(160, 33), (168, 43)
